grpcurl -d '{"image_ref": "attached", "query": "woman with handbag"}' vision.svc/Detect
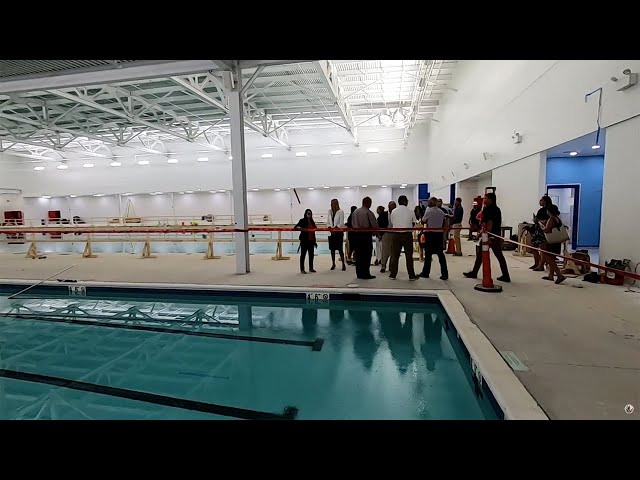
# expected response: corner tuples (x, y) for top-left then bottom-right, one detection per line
(540, 204), (568, 284)
(530, 195), (553, 271)
(294, 209), (318, 274)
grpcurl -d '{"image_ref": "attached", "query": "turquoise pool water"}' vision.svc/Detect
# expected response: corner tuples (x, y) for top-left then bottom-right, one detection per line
(0, 293), (497, 420)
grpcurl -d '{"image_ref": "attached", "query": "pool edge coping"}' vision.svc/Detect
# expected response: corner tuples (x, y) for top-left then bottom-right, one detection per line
(0, 279), (548, 420)
(436, 290), (548, 421)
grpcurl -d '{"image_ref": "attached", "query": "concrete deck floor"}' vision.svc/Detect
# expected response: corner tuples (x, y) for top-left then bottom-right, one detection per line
(0, 241), (638, 420)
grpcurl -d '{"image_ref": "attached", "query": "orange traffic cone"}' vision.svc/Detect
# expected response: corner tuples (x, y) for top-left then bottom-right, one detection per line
(474, 233), (503, 293)
(446, 235), (456, 254)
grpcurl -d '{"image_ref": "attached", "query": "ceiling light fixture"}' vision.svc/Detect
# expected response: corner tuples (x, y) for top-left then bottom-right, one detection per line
(400, 186), (406, 189)
(228, 155), (233, 160)
(185, 190), (193, 194)
(569, 151), (578, 156)
(218, 189), (226, 193)
(323, 186), (330, 189)
(138, 159), (150, 165)
(401, 183), (408, 187)
(330, 150), (343, 155)
(69, 195), (77, 198)
(592, 145), (601, 150)
(252, 188), (259, 191)
(295, 152), (308, 157)
(274, 188), (281, 192)
(344, 186), (350, 189)
(167, 158), (179, 164)
(308, 187), (314, 190)
(93, 194), (105, 197)
(197, 157), (209, 162)
(261, 153), (273, 159)
(366, 147), (380, 153)
(361, 184), (368, 188)
(41, 195), (51, 199)
(57, 164), (68, 170)
(110, 161), (122, 167)
(381, 185), (388, 188)
(178, 192), (185, 194)
(83, 163), (95, 168)
(33, 166), (45, 171)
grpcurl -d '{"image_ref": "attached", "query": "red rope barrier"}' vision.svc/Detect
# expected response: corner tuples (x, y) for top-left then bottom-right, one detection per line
(487, 232), (640, 282)
(0, 225), (469, 235)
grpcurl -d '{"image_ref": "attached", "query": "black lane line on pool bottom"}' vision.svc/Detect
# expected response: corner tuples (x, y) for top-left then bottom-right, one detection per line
(0, 368), (299, 420)
(1, 313), (324, 352)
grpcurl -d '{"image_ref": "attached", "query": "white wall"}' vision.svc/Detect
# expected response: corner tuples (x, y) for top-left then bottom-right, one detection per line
(20, 186), (407, 226)
(600, 116), (640, 265)
(0, 125), (430, 198)
(490, 153), (546, 228)
(431, 186), (450, 202)
(425, 60), (640, 191)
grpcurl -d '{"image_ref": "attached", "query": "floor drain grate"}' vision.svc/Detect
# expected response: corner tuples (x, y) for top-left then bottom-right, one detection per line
(500, 351), (529, 371)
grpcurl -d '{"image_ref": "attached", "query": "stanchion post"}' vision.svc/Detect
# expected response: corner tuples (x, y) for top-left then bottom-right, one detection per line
(25, 241), (38, 259)
(271, 230), (290, 261)
(474, 232), (502, 293)
(83, 234), (97, 258)
(203, 232), (221, 260)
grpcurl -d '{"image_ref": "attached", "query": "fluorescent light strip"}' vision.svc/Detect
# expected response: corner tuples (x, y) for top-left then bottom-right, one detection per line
(295, 152), (308, 157)
(197, 157), (209, 162)
(167, 158), (179, 164)
(138, 160), (150, 165)
(110, 161), (122, 167)
(330, 150), (343, 155)
(261, 153), (273, 159)
(33, 166), (45, 171)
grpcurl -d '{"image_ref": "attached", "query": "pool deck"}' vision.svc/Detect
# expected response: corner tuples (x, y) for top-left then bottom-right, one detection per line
(0, 242), (638, 420)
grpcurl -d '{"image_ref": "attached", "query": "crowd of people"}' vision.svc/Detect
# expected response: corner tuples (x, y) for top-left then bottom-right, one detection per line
(293, 191), (568, 284)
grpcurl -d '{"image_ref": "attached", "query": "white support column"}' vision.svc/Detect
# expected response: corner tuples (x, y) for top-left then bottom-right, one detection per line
(229, 78), (250, 274)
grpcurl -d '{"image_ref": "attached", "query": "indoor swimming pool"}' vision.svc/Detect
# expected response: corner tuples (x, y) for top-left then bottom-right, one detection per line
(0, 285), (503, 420)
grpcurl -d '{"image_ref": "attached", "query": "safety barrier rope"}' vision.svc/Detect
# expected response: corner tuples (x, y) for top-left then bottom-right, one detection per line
(486, 232), (640, 282)
(0, 225), (469, 235)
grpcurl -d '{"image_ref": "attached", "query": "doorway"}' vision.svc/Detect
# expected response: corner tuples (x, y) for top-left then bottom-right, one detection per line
(546, 184), (579, 248)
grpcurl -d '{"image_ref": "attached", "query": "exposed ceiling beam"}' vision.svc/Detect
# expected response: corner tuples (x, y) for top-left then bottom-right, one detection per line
(49, 88), (225, 152)
(171, 75), (290, 150)
(238, 60), (314, 70)
(314, 61), (357, 144)
(0, 61), (232, 95)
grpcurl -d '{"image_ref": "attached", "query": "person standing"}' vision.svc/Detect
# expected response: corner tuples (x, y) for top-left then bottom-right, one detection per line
(345, 205), (358, 265)
(374, 205), (388, 266)
(450, 197), (464, 256)
(419, 197), (449, 280)
(463, 192), (511, 282)
(540, 204), (567, 284)
(529, 195), (552, 271)
(380, 201), (396, 273)
(351, 197), (378, 280)
(388, 195), (418, 280)
(327, 199), (346, 271)
(468, 201), (481, 241)
(294, 209), (317, 274)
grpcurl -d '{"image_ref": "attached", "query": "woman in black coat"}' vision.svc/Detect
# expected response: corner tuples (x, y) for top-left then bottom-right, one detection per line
(294, 209), (318, 274)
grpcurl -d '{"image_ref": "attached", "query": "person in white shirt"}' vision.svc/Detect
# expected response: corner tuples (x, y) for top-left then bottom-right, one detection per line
(388, 195), (418, 280)
(327, 198), (346, 271)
